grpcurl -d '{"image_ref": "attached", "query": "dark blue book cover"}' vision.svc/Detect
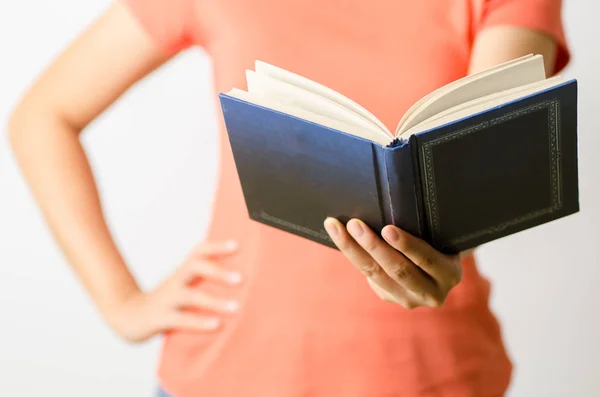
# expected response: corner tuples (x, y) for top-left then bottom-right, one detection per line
(218, 80), (578, 254)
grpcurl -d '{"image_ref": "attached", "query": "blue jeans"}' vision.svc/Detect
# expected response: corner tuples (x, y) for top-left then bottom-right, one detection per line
(156, 388), (172, 397)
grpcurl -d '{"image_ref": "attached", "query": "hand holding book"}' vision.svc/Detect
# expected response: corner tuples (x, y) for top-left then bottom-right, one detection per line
(324, 217), (462, 309)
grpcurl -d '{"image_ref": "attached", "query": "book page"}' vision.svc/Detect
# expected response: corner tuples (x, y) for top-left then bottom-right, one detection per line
(224, 55), (556, 148)
(395, 54), (546, 136)
(255, 61), (390, 135)
(404, 75), (564, 132)
(226, 88), (393, 146)
(395, 55), (533, 134)
(402, 76), (566, 137)
(246, 70), (385, 137)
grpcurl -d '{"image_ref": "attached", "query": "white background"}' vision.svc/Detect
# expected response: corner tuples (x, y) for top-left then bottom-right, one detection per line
(0, 1), (598, 396)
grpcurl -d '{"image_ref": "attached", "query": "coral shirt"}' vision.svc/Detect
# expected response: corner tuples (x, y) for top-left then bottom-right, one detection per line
(122, 0), (568, 396)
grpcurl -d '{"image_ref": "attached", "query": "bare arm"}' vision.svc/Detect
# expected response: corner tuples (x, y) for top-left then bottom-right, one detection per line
(9, 1), (240, 341)
(9, 1), (168, 318)
(469, 25), (558, 76)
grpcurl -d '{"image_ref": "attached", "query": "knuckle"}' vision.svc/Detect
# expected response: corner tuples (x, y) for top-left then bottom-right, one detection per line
(361, 261), (381, 278)
(391, 263), (411, 281)
(420, 254), (438, 271)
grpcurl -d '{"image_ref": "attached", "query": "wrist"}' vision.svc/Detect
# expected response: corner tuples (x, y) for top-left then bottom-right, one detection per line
(98, 280), (142, 324)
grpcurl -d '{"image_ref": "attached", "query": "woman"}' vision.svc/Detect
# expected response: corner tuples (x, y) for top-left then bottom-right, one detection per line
(9, 0), (568, 396)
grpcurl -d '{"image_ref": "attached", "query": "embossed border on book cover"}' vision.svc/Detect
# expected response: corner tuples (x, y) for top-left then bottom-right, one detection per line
(420, 99), (562, 247)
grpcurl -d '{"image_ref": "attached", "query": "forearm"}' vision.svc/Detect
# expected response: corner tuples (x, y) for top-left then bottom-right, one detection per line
(9, 109), (139, 321)
(468, 26), (558, 76)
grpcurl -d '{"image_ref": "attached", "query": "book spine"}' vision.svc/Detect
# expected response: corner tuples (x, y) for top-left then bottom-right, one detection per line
(384, 139), (426, 239)
(373, 144), (394, 226)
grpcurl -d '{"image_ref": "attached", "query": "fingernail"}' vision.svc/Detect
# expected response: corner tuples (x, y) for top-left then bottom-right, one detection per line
(347, 219), (364, 238)
(383, 227), (400, 242)
(228, 272), (243, 285)
(226, 240), (238, 250)
(225, 301), (239, 312)
(324, 218), (340, 237)
(206, 318), (221, 329)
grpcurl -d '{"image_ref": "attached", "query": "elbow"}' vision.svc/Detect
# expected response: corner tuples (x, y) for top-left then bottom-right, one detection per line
(8, 90), (85, 166)
(7, 99), (51, 167)
(7, 98), (70, 157)
(7, 94), (40, 148)
(7, 102), (29, 155)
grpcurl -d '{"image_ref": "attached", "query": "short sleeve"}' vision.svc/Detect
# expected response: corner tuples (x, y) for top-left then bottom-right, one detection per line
(476, 0), (570, 73)
(121, 0), (198, 55)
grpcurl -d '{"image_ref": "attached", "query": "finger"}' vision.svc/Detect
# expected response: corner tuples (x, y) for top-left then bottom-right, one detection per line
(324, 218), (398, 292)
(178, 290), (239, 314)
(168, 312), (222, 333)
(179, 260), (243, 286)
(190, 240), (239, 259)
(366, 277), (418, 309)
(346, 219), (440, 304)
(381, 225), (461, 285)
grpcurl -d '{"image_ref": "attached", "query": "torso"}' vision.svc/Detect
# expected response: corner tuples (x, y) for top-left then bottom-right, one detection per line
(159, 1), (512, 396)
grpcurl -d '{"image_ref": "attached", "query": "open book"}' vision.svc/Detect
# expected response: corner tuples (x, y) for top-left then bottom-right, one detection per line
(227, 55), (565, 145)
(219, 56), (579, 253)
